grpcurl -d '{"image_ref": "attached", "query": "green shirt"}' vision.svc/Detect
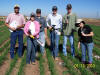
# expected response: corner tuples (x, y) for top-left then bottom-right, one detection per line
(62, 13), (77, 35)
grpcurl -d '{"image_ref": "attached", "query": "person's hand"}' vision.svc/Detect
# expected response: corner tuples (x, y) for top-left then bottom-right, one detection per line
(82, 32), (87, 36)
(10, 27), (16, 31)
(78, 42), (80, 49)
(48, 26), (52, 31)
(30, 35), (35, 39)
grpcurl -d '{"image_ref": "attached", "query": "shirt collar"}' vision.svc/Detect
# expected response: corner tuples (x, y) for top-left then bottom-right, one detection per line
(14, 13), (20, 16)
(52, 13), (58, 16)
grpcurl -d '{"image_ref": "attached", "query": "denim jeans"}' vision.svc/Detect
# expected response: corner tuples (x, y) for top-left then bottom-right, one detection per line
(80, 42), (94, 63)
(26, 37), (38, 64)
(62, 33), (75, 57)
(39, 31), (45, 55)
(10, 30), (23, 59)
(50, 31), (59, 58)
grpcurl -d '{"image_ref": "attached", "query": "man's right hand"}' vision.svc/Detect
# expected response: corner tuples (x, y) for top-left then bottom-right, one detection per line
(10, 27), (16, 31)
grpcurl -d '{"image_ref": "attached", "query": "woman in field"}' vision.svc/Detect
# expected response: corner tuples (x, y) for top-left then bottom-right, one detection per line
(24, 13), (40, 64)
(78, 21), (94, 64)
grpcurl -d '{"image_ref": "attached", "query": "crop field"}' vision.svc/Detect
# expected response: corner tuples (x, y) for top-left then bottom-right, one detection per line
(0, 21), (100, 75)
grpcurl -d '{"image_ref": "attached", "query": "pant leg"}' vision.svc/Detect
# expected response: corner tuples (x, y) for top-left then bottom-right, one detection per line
(31, 39), (38, 62)
(54, 33), (59, 57)
(17, 30), (23, 57)
(10, 32), (17, 59)
(50, 31), (55, 56)
(69, 34), (75, 57)
(39, 32), (45, 55)
(26, 37), (32, 64)
(62, 36), (68, 56)
(80, 42), (86, 62)
(87, 43), (94, 63)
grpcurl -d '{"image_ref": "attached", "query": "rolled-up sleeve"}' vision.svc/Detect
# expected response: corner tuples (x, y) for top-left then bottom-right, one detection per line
(22, 15), (26, 25)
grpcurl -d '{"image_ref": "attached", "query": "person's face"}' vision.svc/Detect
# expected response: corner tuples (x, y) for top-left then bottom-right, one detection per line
(30, 17), (35, 21)
(67, 8), (72, 14)
(36, 13), (41, 17)
(14, 8), (20, 13)
(79, 22), (84, 28)
(52, 10), (57, 14)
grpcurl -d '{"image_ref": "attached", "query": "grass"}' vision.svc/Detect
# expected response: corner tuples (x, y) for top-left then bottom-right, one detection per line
(5, 54), (18, 75)
(39, 53), (45, 75)
(17, 51), (26, 75)
(46, 48), (57, 75)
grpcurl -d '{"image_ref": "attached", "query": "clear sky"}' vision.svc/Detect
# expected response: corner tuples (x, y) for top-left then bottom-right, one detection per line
(0, 0), (100, 18)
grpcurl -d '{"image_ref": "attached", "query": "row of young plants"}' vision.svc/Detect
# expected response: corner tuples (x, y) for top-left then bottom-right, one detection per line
(5, 37), (27, 75)
(74, 35), (100, 74)
(46, 48), (57, 75)
(59, 36), (94, 75)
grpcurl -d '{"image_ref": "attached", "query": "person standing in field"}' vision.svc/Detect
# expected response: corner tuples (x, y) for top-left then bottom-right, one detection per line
(24, 13), (40, 64)
(62, 4), (77, 57)
(78, 21), (94, 64)
(46, 6), (62, 60)
(5, 5), (25, 59)
(35, 9), (48, 55)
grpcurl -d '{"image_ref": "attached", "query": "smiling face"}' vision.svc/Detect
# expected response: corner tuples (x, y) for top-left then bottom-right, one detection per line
(67, 8), (72, 14)
(14, 8), (20, 14)
(52, 9), (57, 15)
(30, 17), (35, 21)
(79, 22), (84, 28)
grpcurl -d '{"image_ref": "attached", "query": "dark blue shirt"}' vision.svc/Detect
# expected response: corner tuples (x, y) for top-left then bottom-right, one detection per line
(35, 16), (47, 32)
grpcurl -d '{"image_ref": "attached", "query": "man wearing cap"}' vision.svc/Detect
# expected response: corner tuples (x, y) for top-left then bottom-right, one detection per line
(46, 6), (62, 60)
(5, 5), (25, 59)
(35, 9), (48, 55)
(62, 4), (77, 57)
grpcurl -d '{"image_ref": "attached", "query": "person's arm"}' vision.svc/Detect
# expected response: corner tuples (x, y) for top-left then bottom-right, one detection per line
(60, 15), (62, 30)
(46, 15), (52, 30)
(24, 22), (30, 36)
(82, 32), (94, 37)
(5, 14), (16, 31)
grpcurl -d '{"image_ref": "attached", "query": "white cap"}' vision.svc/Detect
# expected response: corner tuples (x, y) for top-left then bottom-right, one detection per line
(14, 4), (20, 8)
(76, 19), (83, 23)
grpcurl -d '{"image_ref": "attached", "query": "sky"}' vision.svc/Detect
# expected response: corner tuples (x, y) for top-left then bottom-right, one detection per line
(0, 0), (100, 18)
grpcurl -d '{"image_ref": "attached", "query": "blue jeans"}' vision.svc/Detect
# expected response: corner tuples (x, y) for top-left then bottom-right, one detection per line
(10, 30), (23, 59)
(80, 42), (94, 63)
(39, 31), (45, 55)
(26, 37), (38, 64)
(62, 34), (75, 57)
(50, 31), (59, 57)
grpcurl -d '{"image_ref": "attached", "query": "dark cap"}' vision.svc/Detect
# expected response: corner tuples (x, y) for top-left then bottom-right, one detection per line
(67, 4), (72, 9)
(30, 12), (36, 17)
(36, 9), (41, 13)
(52, 6), (58, 11)
(80, 21), (86, 25)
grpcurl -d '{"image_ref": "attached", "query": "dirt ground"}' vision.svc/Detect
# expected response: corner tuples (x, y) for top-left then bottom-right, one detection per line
(83, 18), (100, 26)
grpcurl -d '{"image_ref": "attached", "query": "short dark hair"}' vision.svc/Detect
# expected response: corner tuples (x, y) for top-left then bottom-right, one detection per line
(67, 4), (72, 9)
(36, 9), (41, 14)
(80, 21), (86, 25)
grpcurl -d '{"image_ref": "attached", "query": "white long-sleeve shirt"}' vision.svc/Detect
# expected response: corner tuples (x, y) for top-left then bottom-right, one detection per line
(46, 13), (62, 29)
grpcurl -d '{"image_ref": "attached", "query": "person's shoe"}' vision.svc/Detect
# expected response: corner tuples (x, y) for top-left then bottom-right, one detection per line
(31, 62), (36, 65)
(55, 57), (59, 61)
(88, 62), (92, 64)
